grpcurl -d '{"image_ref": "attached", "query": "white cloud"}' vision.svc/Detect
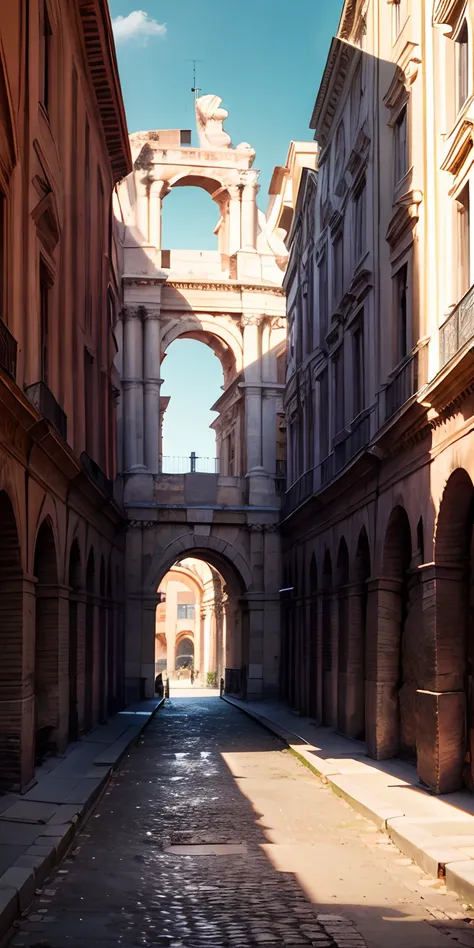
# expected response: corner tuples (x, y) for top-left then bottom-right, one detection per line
(112, 10), (167, 44)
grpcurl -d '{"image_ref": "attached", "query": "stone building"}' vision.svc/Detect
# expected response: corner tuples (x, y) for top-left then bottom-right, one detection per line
(0, 0), (131, 789)
(114, 96), (287, 704)
(280, 0), (474, 794)
(155, 558), (225, 683)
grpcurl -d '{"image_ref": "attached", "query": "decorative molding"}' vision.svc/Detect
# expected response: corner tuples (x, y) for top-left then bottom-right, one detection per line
(440, 110), (474, 176)
(384, 44), (421, 124)
(433, 0), (466, 31)
(385, 190), (423, 247)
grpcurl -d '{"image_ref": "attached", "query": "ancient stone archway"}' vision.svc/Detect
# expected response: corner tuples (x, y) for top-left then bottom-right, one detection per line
(116, 95), (286, 705)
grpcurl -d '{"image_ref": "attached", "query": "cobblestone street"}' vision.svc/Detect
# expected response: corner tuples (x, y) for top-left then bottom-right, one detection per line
(9, 696), (474, 948)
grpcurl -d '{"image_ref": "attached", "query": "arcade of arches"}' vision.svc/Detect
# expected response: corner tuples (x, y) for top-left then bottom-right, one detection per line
(281, 467), (474, 795)
(0, 488), (124, 792)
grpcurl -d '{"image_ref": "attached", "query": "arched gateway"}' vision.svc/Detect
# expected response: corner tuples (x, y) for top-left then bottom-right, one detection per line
(114, 95), (287, 702)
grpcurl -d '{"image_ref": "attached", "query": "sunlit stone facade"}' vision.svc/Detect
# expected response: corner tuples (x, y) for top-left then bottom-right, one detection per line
(280, 0), (474, 794)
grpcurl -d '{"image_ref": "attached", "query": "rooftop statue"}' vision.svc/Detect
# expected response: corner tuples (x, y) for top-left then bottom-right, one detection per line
(195, 94), (232, 149)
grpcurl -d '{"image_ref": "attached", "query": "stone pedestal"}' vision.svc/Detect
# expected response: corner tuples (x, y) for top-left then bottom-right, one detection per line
(417, 689), (465, 793)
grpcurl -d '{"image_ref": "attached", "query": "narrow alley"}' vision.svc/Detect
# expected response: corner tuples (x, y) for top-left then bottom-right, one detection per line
(9, 696), (474, 948)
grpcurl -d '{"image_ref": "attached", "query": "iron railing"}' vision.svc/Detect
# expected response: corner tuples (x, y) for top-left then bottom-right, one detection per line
(440, 284), (474, 367)
(25, 381), (67, 440)
(80, 452), (113, 498)
(159, 453), (220, 474)
(0, 318), (17, 379)
(385, 345), (427, 421)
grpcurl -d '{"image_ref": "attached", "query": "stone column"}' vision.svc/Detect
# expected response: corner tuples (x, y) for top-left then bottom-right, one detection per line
(135, 174), (149, 243)
(416, 563), (466, 793)
(261, 388), (278, 475)
(337, 582), (366, 739)
(76, 592), (86, 733)
(149, 180), (166, 249)
(123, 307), (145, 471)
(242, 311), (262, 472)
(143, 308), (162, 474)
(240, 171), (259, 250)
(0, 574), (36, 791)
(365, 577), (404, 760)
(142, 599), (158, 698)
(228, 185), (242, 255)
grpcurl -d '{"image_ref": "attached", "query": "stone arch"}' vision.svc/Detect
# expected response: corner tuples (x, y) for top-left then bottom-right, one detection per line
(68, 538), (81, 742)
(322, 549), (333, 725)
(145, 534), (250, 698)
(432, 469), (474, 790)
(34, 518), (63, 756)
(161, 316), (242, 381)
(84, 548), (96, 733)
(176, 633), (195, 670)
(145, 534), (251, 597)
(0, 490), (26, 787)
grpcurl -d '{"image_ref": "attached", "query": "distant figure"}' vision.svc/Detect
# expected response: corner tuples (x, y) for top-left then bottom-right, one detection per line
(190, 668), (195, 686)
(177, 669), (181, 681)
(154, 673), (164, 698)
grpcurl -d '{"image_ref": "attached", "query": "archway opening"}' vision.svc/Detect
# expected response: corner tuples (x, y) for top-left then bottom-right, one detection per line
(155, 557), (228, 689)
(160, 339), (224, 473)
(161, 184), (220, 251)
(34, 518), (60, 762)
(434, 469), (474, 790)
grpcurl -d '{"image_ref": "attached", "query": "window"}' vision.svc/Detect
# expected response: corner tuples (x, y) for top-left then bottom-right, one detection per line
(354, 185), (366, 263)
(177, 604), (195, 619)
(333, 233), (344, 305)
(352, 321), (364, 417)
(306, 256), (314, 353)
(319, 370), (329, 459)
(40, 263), (50, 385)
(84, 348), (94, 454)
(333, 347), (345, 434)
(394, 107), (408, 184)
(318, 253), (328, 342)
(456, 183), (470, 299)
(40, 1), (52, 113)
(456, 21), (469, 113)
(394, 263), (409, 362)
(306, 389), (315, 470)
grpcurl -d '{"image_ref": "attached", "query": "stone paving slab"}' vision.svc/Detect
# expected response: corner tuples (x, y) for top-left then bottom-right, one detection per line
(222, 695), (474, 908)
(0, 697), (163, 942)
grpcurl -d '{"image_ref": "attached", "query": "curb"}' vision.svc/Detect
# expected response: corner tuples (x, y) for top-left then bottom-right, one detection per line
(0, 698), (164, 946)
(221, 695), (474, 907)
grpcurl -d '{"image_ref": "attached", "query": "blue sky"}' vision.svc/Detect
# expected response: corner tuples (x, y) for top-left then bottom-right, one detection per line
(109, 0), (343, 459)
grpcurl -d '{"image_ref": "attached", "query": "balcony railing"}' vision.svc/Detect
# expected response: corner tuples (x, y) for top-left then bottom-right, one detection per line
(25, 381), (67, 441)
(440, 284), (474, 367)
(385, 345), (427, 421)
(80, 452), (113, 498)
(159, 454), (220, 474)
(0, 318), (17, 379)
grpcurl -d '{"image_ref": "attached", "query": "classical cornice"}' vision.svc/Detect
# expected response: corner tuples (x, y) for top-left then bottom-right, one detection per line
(441, 106), (474, 176)
(123, 276), (285, 297)
(310, 37), (358, 148)
(432, 0), (467, 31)
(77, 0), (132, 183)
(385, 190), (423, 246)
